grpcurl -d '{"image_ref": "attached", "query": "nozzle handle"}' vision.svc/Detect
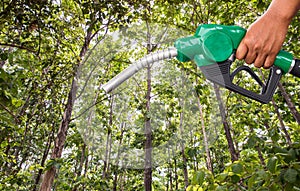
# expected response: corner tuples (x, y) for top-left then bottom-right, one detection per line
(290, 59), (300, 78)
(200, 60), (283, 104)
(274, 50), (294, 74)
(275, 51), (300, 78)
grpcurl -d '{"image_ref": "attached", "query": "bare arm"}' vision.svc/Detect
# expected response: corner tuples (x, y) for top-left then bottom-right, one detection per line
(236, 0), (300, 68)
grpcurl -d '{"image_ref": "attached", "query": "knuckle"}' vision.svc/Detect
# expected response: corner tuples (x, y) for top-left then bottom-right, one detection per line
(262, 46), (272, 53)
(253, 43), (261, 52)
(243, 37), (253, 45)
(244, 38), (256, 48)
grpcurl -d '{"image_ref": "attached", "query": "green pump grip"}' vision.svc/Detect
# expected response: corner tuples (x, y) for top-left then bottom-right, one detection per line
(175, 24), (298, 103)
(175, 24), (246, 65)
(175, 24), (294, 72)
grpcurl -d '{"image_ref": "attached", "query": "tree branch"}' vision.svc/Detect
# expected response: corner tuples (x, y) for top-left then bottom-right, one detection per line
(0, 43), (38, 56)
(0, 102), (20, 123)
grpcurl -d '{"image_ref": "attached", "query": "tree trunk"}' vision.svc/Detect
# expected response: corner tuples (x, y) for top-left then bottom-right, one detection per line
(144, 64), (152, 191)
(258, 69), (292, 146)
(39, 79), (77, 191)
(144, 20), (153, 191)
(77, 61), (112, 189)
(271, 99), (292, 146)
(71, 143), (87, 191)
(249, 126), (266, 166)
(120, 173), (126, 191)
(102, 130), (111, 178)
(106, 100), (114, 175)
(172, 146), (178, 191)
(33, 123), (55, 191)
(174, 159), (178, 191)
(39, 31), (92, 191)
(82, 148), (89, 191)
(214, 84), (238, 162)
(278, 82), (300, 124)
(167, 146), (173, 191)
(103, 97), (113, 178)
(229, 121), (240, 159)
(113, 123), (125, 191)
(178, 100), (189, 189)
(196, 94), (213, 173)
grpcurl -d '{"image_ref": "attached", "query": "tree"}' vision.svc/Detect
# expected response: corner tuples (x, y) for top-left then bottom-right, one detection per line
(1, 0), (300, 190)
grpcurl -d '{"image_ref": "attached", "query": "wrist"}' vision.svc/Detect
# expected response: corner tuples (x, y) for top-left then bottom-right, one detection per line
(265, 10), (293, 26)
(267, 0), (300, 23)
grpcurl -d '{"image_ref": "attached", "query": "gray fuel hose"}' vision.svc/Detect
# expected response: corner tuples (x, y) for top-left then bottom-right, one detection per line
(101, 47), (178, 93)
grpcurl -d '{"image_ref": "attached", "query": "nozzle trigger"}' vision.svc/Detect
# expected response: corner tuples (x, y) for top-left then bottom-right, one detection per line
(200, 59), (282, 104)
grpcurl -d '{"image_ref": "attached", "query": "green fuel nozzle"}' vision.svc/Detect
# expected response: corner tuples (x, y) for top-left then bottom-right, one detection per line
(102, 24), (300, 104)
(174, 24), (299, 103)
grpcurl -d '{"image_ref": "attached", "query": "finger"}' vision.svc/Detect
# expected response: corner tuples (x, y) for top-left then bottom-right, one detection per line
(244, 51), (257, 65)
(263, 54), (277, 69)
(236, 42), (248, 60)
(253, 53), (267, 68)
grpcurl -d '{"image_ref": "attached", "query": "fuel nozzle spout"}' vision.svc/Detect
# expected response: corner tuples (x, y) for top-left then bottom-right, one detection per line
(101, 47), (178, 93)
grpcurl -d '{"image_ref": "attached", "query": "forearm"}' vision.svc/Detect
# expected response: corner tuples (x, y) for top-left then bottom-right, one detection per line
(267, 0), (300, 23)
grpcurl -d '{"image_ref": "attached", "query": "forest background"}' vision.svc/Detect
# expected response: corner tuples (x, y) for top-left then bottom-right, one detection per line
(0, 0), (300, 190)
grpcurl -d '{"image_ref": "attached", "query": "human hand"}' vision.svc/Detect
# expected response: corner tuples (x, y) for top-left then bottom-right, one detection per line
(236, 12), (289, 69)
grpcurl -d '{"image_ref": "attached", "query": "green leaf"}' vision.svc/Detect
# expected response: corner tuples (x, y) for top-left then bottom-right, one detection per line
(232, 163), (243, 174)
(247, 135), (257, 148)
(186, 185), (203, 191)
(29, 164), (44, 171)
(247, 175), (256, 189)
(216, 172), (228, 182)
(192, 171), (205, 186)
(45, 159), (55, 171)
(256, 170), (269, 180)
(0, 52), (8, 61)
(12, 98), (23, 107)
(284, 168), (298, 183)
(231, 175), (240, 184)
(267, 156), (278, 174)
(216, 185), (227, 191)
(293, 186), (300, 191)
(186, 185), (193, 191)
